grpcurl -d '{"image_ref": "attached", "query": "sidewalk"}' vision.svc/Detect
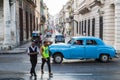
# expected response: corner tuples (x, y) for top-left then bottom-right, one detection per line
(0, 35), (49, 54)
(0, 42), (31, 54)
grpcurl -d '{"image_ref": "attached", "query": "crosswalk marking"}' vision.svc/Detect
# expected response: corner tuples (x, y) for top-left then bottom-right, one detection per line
(24, 72), (93, 79)
(54, 73), (93, 76)
(26, 72), (93, 76)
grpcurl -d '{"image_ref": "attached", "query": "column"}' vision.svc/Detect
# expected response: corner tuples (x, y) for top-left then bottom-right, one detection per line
(103, 1), (115, 46)
(3, 0), (11, 47)
(11, 0), (18, 46)
(65, 10), (69, 36)
(115, 0), (120, 51)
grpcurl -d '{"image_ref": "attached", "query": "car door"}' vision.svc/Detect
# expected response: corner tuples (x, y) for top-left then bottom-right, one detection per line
(85, 39), (98, 58)
(70, 40), (85, 59)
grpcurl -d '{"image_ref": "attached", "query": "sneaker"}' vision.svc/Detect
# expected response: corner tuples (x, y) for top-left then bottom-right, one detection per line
(34, 74), (37, 77)
(49, 73), (53, 77)
(41, 70), (44, 74)
(30, 73), (34, 76)
(34, 75), (37, 79)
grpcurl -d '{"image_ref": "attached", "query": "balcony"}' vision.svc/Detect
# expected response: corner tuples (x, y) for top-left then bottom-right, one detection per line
(77, 0), (104, 14)
(40, 15), (46, 25)
(77, 0), (90, 14)
(109, 0), (115, 5)
(66, 1), (71, 9)
(88, 0), (97, 7)
(89, 0), (105, 7)
(26, 0), (36, 7)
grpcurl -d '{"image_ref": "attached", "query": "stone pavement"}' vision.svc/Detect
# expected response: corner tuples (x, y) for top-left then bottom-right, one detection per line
(0, 42), (31, 54)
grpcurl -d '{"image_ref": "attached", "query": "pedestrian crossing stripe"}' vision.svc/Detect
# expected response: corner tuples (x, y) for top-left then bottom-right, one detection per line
(26, 72), (93, 76)
(54, 73), (93, 76)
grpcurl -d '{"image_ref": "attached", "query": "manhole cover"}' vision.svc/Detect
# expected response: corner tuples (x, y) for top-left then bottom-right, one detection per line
(0, 78), (24, 80)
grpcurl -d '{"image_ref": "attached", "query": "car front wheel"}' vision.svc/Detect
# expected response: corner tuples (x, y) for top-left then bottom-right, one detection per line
(53, 53), (63, 64)
(100, 54), (109, 62)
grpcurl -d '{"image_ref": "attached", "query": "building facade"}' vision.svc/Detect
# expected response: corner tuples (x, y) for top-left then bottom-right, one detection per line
(35, 0), (41, 31)
(0, 0), (41, 49)
(43, 3), (49, 31)
(58, 0), (74, 36)
(59, 7), (66, 34)
(59, 0), (120, 51)
(73, 0), (120, 51)
(40, 0), (49, 35)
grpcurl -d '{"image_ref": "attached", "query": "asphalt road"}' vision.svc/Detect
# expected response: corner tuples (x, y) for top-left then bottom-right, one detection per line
(0, 54), (120, 80)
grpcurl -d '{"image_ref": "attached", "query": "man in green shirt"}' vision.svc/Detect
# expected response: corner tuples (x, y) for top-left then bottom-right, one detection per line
(40, 40), (53, 77)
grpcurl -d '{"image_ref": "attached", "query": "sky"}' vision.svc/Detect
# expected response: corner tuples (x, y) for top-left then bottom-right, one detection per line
(43, 0), (68, 16)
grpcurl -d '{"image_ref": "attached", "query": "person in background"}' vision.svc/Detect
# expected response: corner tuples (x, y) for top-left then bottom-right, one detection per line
(40, 40), (53, 77)
(39, 33), (42, 46)
(76, 40), (83, 45)
(27, 41), (39, 78)
(83, 31), (86, 36)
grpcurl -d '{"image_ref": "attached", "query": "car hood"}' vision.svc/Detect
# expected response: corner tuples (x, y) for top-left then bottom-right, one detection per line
(49, 43), (70, 48)
(105, 44), (115, 49)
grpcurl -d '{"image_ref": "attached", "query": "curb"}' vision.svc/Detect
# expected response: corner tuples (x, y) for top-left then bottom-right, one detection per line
(0, 51), (27, 55)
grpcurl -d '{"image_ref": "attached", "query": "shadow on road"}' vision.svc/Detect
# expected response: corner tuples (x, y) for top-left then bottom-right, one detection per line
(51, 59), (120, 67)
(0, 78), (24, 80)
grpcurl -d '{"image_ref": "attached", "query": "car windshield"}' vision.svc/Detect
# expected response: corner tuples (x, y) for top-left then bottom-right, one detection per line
(67, 39), (75, 44)
(55, 35), (64, 38)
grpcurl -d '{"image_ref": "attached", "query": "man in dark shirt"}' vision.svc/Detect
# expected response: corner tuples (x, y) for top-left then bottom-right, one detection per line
(27, 41), (39, 78)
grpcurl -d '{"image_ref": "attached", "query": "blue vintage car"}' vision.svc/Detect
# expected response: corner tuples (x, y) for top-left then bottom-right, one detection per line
(49, 36), (118, 64)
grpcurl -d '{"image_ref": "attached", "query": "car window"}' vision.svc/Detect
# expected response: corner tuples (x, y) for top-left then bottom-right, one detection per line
(74, 40), (83, 45)
(86, 40), (97, 45)
(68, 39), (74, 44)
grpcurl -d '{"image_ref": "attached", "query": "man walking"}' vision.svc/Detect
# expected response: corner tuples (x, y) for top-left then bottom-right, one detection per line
(27, 41), (39, 78)
(40, 40), (53, 77)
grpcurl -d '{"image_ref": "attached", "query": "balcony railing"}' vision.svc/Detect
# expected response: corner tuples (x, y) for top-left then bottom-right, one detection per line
(77, 0), (90, 14)
(77, 0), (104, 14)
(88, 0), (105, 7)
(26, 0), (36, 7)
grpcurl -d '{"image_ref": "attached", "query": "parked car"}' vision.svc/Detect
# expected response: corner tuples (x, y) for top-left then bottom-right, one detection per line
(32, 31), (41, 47)
(55, 35), (65, 43)
(49, 36), (119, 64)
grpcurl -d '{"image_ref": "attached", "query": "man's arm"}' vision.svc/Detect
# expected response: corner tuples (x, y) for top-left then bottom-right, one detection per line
(27, 47), (31, 55)
(37, 47), (40, 54)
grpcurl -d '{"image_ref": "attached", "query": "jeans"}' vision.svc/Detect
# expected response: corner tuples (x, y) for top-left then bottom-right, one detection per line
(41, 58), (51, 73)
(30, 59), (37, 76)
